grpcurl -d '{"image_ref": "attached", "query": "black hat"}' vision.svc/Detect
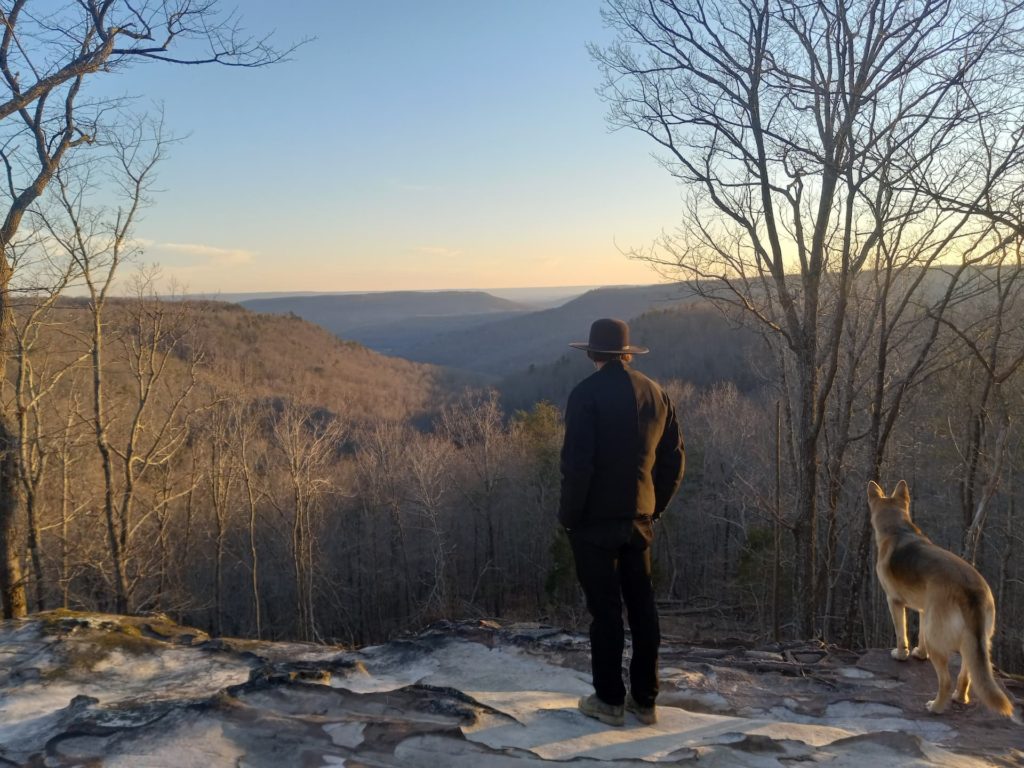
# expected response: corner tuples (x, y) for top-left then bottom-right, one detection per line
(569, 318), (649, 355)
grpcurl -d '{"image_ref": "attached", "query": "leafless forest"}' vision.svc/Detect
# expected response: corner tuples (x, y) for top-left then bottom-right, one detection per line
(0, 0), (1023, 677)
(590, 0), (1024, 670)
(4, 272), (1023, 675)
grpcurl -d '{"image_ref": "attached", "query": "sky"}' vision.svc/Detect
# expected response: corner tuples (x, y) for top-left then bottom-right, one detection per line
(88, 1), (685, 294)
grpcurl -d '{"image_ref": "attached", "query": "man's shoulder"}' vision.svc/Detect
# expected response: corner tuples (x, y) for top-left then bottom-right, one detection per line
(571, 367), (604, 392)
(566, 369), (601, 406)
(626, 365), (668, 397)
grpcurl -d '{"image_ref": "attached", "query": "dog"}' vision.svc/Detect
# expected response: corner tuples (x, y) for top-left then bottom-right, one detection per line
(868, 480), (1016, 718)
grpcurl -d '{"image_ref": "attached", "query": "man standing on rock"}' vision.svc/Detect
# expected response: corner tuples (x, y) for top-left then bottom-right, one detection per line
(560, 318), (685, 727)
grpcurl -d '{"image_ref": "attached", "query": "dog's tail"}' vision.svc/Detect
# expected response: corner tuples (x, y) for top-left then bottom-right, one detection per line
(963, 595), (1015, 718)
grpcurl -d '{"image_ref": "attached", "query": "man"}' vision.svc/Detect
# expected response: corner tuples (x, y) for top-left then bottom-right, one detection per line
(560, 318), (685, 727)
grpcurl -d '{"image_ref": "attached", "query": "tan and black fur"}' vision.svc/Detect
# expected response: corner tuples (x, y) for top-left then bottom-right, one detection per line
(868, 480), (1016, 718)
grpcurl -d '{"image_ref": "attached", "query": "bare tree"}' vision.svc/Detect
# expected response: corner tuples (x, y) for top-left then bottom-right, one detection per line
(236, 400), (266, 639)
(41, 119), (164, 612)
(0, 0), (294, 618)
(52, 379), (89, 608)
(406, 433), (454, 619)
(1, 216), (91, 608)
(594, 0), (1024, 635)
(268, 402), (344, 641)
(510, 401), (564, 610)
(440, 390), (512, 616)
(938, 245), (1024, 562)
(354, 422), (415, 621)
(200, 397), (239, 635)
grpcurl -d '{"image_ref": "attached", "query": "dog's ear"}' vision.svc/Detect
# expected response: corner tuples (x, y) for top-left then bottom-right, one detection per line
(893, 480), (910, 506)
(867, 481), (885, 501)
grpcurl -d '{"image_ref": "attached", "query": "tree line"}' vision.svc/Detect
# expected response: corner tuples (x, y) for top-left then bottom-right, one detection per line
(8, 322), (572, 646)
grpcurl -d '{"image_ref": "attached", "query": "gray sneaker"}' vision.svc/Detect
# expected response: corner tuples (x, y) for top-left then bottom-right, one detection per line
(625, 693), (657, 725)
(578, 694), (625, 726)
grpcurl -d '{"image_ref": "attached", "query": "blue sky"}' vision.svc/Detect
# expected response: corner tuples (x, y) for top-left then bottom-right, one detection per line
(94, 1), (683, 294)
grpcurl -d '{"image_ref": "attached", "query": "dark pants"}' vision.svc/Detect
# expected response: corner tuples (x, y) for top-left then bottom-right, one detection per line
(570, 524), (660, 707)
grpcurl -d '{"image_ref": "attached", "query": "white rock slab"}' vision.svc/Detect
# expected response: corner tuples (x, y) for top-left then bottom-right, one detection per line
(332, 636), (977, 765)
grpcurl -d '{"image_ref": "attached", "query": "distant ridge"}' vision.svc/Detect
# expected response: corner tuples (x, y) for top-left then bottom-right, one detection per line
(190, 285), (602, 307)
(382, 283), (694, 376)
(235, 284), (695, 378)
(240, 290), (527, 337)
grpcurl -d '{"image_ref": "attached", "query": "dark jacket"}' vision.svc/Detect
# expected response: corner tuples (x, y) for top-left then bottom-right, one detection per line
(558, 360), (684, 533)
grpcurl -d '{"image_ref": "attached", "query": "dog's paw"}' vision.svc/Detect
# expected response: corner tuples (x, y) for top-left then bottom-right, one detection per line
(953, 691), (970, 705)
(891, 648), (911, 661)
(926, 699), (947, 714)
(911, 646), (928, 660)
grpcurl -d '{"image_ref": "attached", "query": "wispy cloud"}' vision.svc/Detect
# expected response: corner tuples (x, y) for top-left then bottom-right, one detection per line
(413, 245), (463, 258)
(154, 242), (255, 266)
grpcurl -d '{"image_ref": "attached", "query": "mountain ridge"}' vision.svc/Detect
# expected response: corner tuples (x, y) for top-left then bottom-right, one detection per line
(240, 290), (528, 331)
(371, 283), (696, 376)
(234, 283), (699, 378)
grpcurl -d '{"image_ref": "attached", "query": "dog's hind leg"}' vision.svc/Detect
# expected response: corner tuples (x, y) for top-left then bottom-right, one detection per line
(912, 610), (929, 660)
(953, 655), (971, 704)
(926, 650), (953, 713)
(887, 597), (911, 660)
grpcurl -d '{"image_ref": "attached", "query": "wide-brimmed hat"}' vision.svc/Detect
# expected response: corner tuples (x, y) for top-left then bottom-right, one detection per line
(569, 318), (649, 355)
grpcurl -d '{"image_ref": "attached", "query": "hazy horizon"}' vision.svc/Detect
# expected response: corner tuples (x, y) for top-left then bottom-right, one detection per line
(181, 283), (627, 300)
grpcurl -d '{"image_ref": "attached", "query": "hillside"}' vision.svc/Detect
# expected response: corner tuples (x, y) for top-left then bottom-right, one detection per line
(188, 301), (475, 424)
(31, 298), (472, 428)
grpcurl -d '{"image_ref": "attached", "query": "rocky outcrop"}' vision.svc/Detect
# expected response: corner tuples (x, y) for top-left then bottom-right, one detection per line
(1, 612), (1021, 766)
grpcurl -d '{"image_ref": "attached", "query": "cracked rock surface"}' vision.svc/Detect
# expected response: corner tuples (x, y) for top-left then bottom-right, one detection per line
(1, 612), (1022, 766)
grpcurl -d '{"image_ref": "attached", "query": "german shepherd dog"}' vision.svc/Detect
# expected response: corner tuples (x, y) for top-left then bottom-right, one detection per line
(868, 480), (1017, 718)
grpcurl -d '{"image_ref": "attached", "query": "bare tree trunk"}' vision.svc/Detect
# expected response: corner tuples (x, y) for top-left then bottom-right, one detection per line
(24, 490), (44, 611)
(961, 380), (995, 532)
(60, 462), (70, 610)
(90, 311), (129, 614)
(154, 476), (170, 608)
(996, 493), (1014, 662)
(0, 252), (26, 617)
(214, 500), (224, 636)
(247, 492), (261, 638)
(290, 478), (309, 639)
(58, 397), (78, 609)
(0, 415), (27, 618)
(773, 401), (782, 642)
(963, 419), (1011, 564)
(792, 342), (820, 637)
(16, 356), (45, 611)
(239, 414), (263, 639)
